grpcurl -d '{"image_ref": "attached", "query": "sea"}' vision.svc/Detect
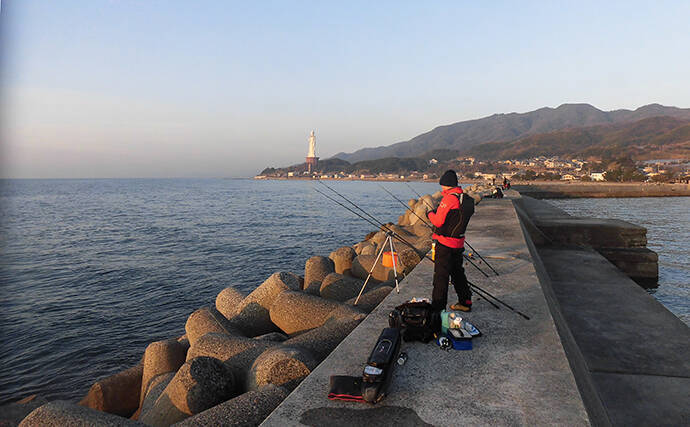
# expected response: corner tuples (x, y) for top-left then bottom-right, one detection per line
(0, 179), (688, 405)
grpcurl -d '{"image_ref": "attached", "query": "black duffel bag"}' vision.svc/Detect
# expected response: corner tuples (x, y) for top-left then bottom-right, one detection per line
(390, 300), (435, 343)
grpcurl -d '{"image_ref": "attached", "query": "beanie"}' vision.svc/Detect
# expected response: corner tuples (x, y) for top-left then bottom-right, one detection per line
(439, 170), (458, 187)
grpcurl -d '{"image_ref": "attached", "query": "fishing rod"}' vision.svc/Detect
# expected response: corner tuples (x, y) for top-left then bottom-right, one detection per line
(405, 182), (500, 276)
(314, 181), (530, 320)
(463, 283), (500, 310)
(378, 184), (491, 278)
(312, 187), (423, 262)
(378, 184), (433, 228)
(468, 280), (530, 320)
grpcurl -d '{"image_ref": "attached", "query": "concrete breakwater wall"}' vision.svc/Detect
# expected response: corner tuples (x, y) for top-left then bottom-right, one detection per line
(10, 183), (499, 427)
(514, 193), (690, 425)
(513, 196), (658, 287)
(514, 182), (690, 198)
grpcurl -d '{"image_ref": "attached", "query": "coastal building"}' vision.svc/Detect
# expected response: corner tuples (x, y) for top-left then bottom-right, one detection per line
(590, 172), (606, 181)
(306, 130), (319, 174)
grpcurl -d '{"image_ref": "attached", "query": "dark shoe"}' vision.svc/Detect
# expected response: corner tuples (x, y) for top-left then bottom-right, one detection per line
(450, 300), (472, 312)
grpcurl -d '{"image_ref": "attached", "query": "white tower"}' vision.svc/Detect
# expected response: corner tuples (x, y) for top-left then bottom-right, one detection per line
(306, 130), (319, 173)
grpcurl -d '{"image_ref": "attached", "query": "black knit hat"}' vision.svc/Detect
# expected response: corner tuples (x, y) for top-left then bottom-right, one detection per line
(439, 170), (458, 187)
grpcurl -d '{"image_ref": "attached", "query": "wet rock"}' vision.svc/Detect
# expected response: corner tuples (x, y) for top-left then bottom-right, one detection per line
(79, 361), (142, 418)
(230, 272), (301, 337)
(173, 384), (288, 427)
(215, 286), (246, 320)
(185, 333), (275, 391)
(139, 357), (235, 427)
(303, 256), (335, 295)
(185, 307), (242, 346)
(328, 246), (357, 275)
(139, 338), (187, 406)
(19, 400), (142, 426)
(247, 346), (319, 392)
(269, 290), (346, 335)
(319, 273), (364, 302)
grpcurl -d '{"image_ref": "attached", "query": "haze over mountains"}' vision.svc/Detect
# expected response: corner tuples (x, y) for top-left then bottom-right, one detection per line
(332, 104), (690, 163)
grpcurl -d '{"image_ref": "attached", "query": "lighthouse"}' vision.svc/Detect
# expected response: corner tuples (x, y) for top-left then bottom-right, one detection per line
(306, 130), (319, 174)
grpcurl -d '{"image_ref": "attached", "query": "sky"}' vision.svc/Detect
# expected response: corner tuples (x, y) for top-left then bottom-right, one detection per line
(2, 1), (689, 178)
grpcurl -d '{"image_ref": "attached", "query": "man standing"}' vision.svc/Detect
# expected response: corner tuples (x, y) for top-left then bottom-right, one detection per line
(427, 170), (472, 314)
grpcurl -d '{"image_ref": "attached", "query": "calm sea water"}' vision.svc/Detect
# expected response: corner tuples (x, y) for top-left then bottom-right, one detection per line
(0, 178), (439, 404)
(548, 198), (689, 326)
(1, 180), (687, 405)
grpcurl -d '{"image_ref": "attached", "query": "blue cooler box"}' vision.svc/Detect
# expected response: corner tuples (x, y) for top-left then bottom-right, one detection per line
(447, 329), (472, 350)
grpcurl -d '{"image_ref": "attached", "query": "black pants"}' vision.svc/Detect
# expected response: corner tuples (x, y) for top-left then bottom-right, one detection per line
(431, 242), (471, 312)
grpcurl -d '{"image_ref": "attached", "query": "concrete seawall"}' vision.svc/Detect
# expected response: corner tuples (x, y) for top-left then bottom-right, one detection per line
(514, 182), (690, 198)
(515, 194), (690, 426)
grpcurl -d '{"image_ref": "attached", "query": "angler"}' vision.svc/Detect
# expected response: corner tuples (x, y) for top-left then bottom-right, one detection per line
(427, 170), (475, 315)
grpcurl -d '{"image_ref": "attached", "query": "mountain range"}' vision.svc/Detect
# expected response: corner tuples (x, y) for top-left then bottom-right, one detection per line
(331, 103), (690, 163)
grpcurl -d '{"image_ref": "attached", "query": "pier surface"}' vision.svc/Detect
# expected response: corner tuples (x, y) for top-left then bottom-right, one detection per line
(514, 182), (690, 198)
(263, 197), (589, 426)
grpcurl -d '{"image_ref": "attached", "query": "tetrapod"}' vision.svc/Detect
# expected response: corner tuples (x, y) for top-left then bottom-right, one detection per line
(354, 231), (400, 305)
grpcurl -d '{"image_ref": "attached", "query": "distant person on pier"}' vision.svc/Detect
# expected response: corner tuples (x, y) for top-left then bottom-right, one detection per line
(427, 170), (473, 321)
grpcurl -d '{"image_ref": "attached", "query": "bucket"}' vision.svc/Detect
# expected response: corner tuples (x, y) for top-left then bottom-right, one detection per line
(382, 251), (399, 268)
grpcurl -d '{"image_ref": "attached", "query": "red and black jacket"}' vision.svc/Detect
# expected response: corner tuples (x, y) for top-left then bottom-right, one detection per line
(427, 187), (474, 249)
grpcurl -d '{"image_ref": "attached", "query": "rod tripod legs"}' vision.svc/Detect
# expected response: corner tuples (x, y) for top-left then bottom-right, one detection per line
(354, 233), (400, 306)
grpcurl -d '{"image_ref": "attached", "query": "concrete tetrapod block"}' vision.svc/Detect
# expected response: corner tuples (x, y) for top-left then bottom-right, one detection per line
(19, 400), (143, 426)
(185, 333), (275, 391)
(370, 231), (388, 248)
(135, 372), (175, 421)
(360, 242), (377, 256)
(282, 309), (366, 362)
(229, 272), (301, 337)
(351, 254), (396, 283)
(303, 256), (335, 295)
(185, 306), (243, 347)
(214, 286), (246, 319)
(140, 339), (187, 406)
(247, 346), (319, 392)
(139, 357), (236, 427)
(346, 285), (394, 314)
(396, 246), (423, 275)
(0, 395), (48, 427)
(269, 290), (350, 335)
(328, 246), (357, 275)
(172, 384), (288, 427)
(319, 273), (364, 302)
(79, 361), (143, 417)
(252, 332), (288, 342)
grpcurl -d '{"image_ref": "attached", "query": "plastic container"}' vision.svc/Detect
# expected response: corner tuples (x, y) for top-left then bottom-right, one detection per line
(382, 251), (399, 268)
(440, 310), (463, 335)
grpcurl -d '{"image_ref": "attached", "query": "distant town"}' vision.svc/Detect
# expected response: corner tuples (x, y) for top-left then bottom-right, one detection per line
(257, 155), (690, 183)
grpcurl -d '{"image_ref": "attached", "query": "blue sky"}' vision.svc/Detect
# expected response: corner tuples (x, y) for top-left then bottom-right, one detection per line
(2, 0), (689, 178)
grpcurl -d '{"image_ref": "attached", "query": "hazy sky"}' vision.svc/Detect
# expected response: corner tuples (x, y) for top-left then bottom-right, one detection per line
(2, 1), (689, 178)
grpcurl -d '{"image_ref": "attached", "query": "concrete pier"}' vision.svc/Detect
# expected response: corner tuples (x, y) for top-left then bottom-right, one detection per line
(514, 182), (690, 198)
(263, 197), (589, 426)
(516, 195), (690, 426)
